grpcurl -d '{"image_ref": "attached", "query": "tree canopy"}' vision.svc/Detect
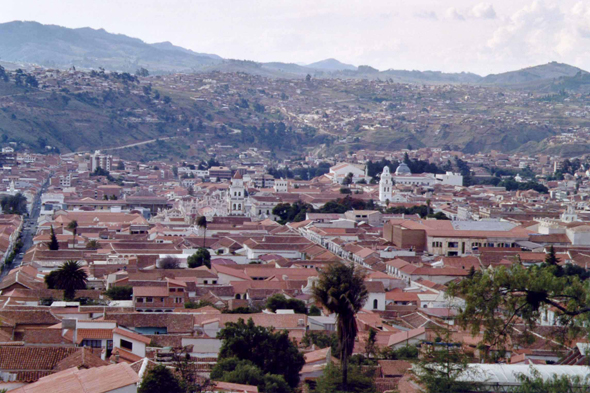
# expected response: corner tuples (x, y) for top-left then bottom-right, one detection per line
(187, 248), (211, 269)
(213, 318), (305, 389)
(138, 364), (183, 393)
(44, 260), (88, 300)
(449, 261), (590, 352)
(104, 285), (133, 300)
(265, 293), (307, 314)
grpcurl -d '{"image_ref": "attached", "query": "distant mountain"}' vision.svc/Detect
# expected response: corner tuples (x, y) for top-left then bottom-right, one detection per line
(2, 21), (589, 89)
(150, 41), (222, 60)
(381, 69), (482, 84)
(481, 62), (586, 85)
(305, 58), (357, 71)
(0, 21), (222, 73)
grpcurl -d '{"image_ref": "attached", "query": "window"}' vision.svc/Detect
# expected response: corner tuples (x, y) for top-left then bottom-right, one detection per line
(146, 297), (153, 303)
(373, 299), (378, 309)
(432, 241), (442, 248)
(204, 280), (208, 284)
(120, 339), (133, 351)
(136, 298), (144, 303)
(81, 339), (102, 348)
(170, 288), (176, 292)
(174, 297), (183, 304)
(213, 280), (217, 284)
(447, 242), (459, 248)
(177, 288), (183, 292)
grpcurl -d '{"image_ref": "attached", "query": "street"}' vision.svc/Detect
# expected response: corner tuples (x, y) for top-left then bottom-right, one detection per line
(0, 180), (47, 278)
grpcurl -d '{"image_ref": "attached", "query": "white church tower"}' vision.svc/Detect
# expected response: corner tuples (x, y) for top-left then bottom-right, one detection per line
(228, 171), (246, 215)
(379, 166), (393, 203)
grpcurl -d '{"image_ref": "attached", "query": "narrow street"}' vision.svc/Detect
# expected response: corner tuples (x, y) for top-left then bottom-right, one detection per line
(0, 179), (48, 277)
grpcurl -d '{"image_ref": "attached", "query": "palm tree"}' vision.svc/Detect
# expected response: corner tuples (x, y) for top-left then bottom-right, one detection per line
(85, 240), (101, 250)
(67, 220), (78, 248)
(312, 262), (368, 389)
(197, 216), (207, 248)
(52, 260), (88, 300)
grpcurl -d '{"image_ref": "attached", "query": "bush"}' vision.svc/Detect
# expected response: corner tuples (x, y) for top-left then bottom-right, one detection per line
(187, 248), (211, 269)
(265, 293), (307, 314)
(314, 363), (377, 393)
(104, 286), (133, 300)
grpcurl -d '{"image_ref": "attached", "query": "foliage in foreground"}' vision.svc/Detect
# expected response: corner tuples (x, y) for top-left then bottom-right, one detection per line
(313, 363), (377, 393)
(212, 318), (305, 390)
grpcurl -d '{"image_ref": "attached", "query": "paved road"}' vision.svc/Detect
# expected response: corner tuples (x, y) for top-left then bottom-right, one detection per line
(61, 136), (179, 156)
(0, 180), (47, 278)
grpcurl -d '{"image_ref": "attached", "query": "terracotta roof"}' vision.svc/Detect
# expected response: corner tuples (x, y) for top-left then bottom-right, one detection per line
(76, 329), (114, 344)
(53, 347), (109, 372)
(10, 362), (139, 393)
(378, 360), (412, 377)
(0, 346), (79, 382)
(214, 381), (258, 393)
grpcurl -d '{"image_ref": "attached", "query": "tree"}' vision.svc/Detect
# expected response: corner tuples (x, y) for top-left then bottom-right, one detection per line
(135, 67), (149, 77)
(265, 293), (307, 314)
(308, 305), (322, 316)
(160, 256), (181, 269)
(138, 364), (183, 393)
(214, 318), (305, 389)
(44, 270), (59, 290)
(104, 286), (133, 300)
(343, 172), (354, 186)
(48, 260), (88, 300)
(1, 193), (27, 215)
(67, 220), (78, 246)
(196, 216), (207, 247)
(187, 248), (211, 269)
(211, 358), (290, 393)
(85, 240), (101, 250)
(48, 226), (59, 251)
(313, 262), (368, 389)
(364, 329), (377, 359)
(545, 245), (559, 267)
(413, 328), (477, 393)
(513, 369), (590, 393)
(314, 363), (377, 393)
(449, 262), (590, 352)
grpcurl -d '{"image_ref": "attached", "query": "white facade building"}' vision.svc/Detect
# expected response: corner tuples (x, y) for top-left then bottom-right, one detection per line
(227, 172), (246, 216)
(379, 166), (393, 203)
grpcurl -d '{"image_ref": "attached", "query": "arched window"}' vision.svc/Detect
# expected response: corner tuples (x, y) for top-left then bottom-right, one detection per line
(235, 294), (241, 300)
(373, 299), (378, 309)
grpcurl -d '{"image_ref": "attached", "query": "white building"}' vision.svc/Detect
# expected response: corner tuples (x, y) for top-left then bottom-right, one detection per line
(227, 172), (246, 216)
(90, 150), (113, 172)
(435, 171), (464, 186)
(327, 163), (369, 184)
(379, 166), (393, 203)
(392, 163), (436, 186)
(274, 178), (288, 193)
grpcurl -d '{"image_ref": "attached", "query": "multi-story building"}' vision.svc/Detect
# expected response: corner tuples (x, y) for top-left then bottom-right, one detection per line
(90, 150), (112, 172)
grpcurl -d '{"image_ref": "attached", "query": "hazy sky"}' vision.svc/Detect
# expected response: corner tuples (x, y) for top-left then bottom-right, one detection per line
(2, 0), (590, 75)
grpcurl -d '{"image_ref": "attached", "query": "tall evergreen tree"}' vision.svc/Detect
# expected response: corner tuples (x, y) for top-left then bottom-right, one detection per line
(48, 225), (59, 250)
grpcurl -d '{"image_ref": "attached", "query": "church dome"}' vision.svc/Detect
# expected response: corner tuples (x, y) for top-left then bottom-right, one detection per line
(395, 162), (412, 176)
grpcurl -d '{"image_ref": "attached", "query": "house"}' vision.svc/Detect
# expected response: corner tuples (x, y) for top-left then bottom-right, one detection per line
(112, 327), (151, 362)
(133, 277), (188, 312)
